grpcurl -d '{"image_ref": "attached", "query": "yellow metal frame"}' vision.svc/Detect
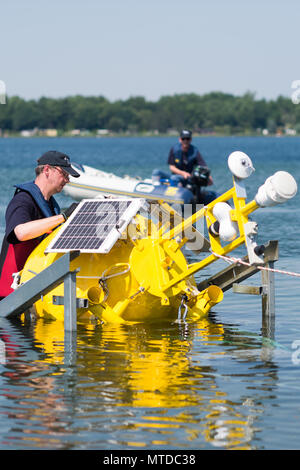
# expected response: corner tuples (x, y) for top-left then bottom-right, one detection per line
(152, 178), (259, 293)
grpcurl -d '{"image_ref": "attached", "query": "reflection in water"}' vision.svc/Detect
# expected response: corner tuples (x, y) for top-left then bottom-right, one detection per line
(0, 315), (279, 450)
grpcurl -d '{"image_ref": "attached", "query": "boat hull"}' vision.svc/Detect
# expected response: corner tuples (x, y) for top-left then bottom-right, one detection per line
(64, 165), (194, 205)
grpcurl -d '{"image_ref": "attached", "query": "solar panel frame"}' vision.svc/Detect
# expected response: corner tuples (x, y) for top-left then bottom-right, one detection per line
(45, 198), (146, 254)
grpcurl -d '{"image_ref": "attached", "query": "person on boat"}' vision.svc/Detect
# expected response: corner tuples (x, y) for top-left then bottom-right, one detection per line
(0, 150), (80, 299)
(162, 129), (217, 205)
(168, 129), (214, 187)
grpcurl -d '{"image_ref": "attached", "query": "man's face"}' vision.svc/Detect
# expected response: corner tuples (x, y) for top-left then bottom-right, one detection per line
(46, 165), (70, 194)
(180, 137), (191, 152)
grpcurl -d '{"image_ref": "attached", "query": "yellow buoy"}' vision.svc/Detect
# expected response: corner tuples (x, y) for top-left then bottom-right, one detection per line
(19, 209), (222, 324)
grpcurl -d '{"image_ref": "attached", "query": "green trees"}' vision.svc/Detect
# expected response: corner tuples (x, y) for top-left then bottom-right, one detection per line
(0, 92), (298, 135)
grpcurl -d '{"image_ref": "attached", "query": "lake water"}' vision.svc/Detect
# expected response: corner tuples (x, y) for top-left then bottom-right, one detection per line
(0, 136), (299, 451)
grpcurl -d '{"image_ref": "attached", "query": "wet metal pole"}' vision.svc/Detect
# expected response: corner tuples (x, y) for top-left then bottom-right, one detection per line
(64, 271), (77, 332)
(261, 259), (276, 339)
(63, 269), (78, 366)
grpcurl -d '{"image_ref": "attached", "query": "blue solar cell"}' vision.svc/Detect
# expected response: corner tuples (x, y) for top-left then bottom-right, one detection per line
(45, 198), (145, 254)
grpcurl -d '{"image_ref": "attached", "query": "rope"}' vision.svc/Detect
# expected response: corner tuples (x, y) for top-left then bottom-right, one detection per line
(176, 294), (188, 323)
(212, 252), (300, 278)
(100, 263), (130, 281)
(98, 263), (131, 303)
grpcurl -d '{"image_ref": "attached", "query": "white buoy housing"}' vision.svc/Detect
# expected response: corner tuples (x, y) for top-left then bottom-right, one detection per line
(228, 151), (255, 179)
(255, 171), (298, 207)
(212, 202), (238, 241)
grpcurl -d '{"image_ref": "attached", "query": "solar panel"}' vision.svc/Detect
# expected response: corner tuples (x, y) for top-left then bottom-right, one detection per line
(45, 198), (146, 254)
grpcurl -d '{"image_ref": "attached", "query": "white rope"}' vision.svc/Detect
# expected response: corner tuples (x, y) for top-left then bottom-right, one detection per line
(100, 263), (130, 281)
(212, 252), (300, 278)
(77, 264), (131, 280)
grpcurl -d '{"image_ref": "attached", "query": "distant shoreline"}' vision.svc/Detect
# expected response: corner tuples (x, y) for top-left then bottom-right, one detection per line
(1, 92), (298, 138)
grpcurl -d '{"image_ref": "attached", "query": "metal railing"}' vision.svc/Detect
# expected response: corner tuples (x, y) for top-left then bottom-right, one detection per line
(0, 251), (80, 332)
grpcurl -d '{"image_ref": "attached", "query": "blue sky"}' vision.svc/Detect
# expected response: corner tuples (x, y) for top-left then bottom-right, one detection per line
(1, 0), (298, 101)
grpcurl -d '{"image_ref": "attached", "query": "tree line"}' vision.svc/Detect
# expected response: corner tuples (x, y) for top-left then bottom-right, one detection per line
(0, 92), (299, 135)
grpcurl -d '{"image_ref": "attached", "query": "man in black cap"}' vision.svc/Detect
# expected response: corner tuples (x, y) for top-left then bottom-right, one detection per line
(0, 150), (80, 298)
(168, 129), (213, 186)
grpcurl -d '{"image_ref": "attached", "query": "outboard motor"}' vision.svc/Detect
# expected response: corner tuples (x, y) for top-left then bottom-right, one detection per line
(186, 166), (215, 206)
(190, 165), (211, 187)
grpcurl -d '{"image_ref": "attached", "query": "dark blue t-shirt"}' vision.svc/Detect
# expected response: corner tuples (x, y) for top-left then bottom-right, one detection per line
(5, 191), (55, 244)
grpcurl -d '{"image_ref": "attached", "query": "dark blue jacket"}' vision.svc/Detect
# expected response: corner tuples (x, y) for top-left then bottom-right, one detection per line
(168, 143), (206, 173)
(14, 181), (60, 217)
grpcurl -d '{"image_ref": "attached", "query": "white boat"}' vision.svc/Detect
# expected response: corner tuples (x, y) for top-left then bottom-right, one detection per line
(64, 163), (194, 205)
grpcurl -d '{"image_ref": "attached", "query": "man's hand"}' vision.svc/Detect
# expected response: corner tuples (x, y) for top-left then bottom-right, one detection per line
(61, 202), (79, 221)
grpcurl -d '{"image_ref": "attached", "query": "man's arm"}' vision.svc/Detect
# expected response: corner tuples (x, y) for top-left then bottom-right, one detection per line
(14, 214), (65, 242)
(7, 194), (78, 243)
(168, 164), (191, 179)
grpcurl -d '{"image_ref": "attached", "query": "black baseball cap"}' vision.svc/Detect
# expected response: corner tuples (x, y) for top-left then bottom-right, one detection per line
(180, 129), (192, 139)
(37, 150), (80, 178)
